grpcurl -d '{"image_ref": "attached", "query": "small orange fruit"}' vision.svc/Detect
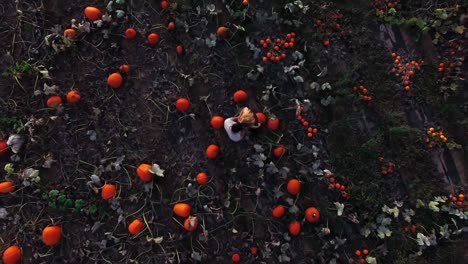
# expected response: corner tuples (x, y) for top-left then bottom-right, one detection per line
(355, 250), (361, 256)
(107, 72), (123, 88)
(119, 64), (130, 73)
(363, 249), (369, 255)
(64, 29), (76, 38)
(66, 90), (81, 103)
(101, 184), (117, 200)
(206, 144), (219, 159)
(161, 0), (169, 9)
(0, 181), (15, 193)
(272, 205), (285, 218)
(0, 141), (8, 156)
(233, 90), (248, 103)
(125, 28), (137, 39)
(256, 113), (267, 124)
(289, 221), (301, 236)
(216, 26), (229, 37)
(196, 172), (208, 185)
(175, 98), (190, 112)
(287, 179), (301, 195)
(42, 225), (62, 246)
(183, 216), (199, 232)
(173, 203), (191, 217)
(273, 146), (285, 157)
(210, 116), (225, 129)
(84, 7), (102, 22)
(47, 96), (63, 108)
(136, 163), (153, 182)
(176, 45), (183, 55)
(128, 219), (144, 235)
(232, 253), (241, 262)
(305, 207), (320, 223)
(2, 245), (21, 264)
(267, 117), (280, 130)
(148, 33), (160, 45)
(168, 21), (175, 30)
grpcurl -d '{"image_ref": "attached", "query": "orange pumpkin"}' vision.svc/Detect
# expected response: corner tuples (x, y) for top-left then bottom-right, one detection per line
(183, 216), (198, 232)
(173, 203), (191, 217)
(136, 163), (153, 182)
(66, 90), (81, 103)
(175, 98), (190, 112)
(273, 146), (285, 157)
(267, 117), (280, 130)
(256, 113), (267, 124)
(128, 219), (144, 235)
(42, 225), (62, 246)
(305, 207), (320, 223)
(0, 141), (8, 155)
(101, 184), (117, 200)
(107, 73), (123, 89)
(210, 116), (224, 129)
(64, 29), (76, 38)
(47, 96), (63, 108)
(84, 7), (103, 22)
(119, 64), (130, 73)
(287, 179), (301, 195)
(272, 205), (285, 218)
(289, 221), (301, 236)
(216, 26), (229, 37)
(147, 33), (160, 45)
(196, 172), (208, 185)
(233, 90), (248, 103)
(2, 245), (21, 264)
(206, 144), (219, 159)
(0, 181), (15, 193)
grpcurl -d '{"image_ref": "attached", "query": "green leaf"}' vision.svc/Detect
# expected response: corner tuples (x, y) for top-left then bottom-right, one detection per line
(388, 8), (397, 15)
(57, 195), (67, 204)
(49, 201), (57, 209)
(89, 204), (98, 214)
(454, 25), (465, 34)
(64, 198), (73, 208)
(49, 189), (59, 198)
(75, 199), (85, 211)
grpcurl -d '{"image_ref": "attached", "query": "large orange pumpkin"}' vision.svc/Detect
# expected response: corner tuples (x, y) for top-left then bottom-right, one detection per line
(101, 184), (117, 200)
(183, 216), (199, 232)
(136, 163), (153, 182)
(305, 207), (320, 223)
(42, 225), (62, 246)
(128, 219), (144, 235)
(84, 7), (102, 22)
(206, 144), (219, 159)
(2, 245), (21, 264)
(0, 181), (15, 193)
(173, 203), (191, 217)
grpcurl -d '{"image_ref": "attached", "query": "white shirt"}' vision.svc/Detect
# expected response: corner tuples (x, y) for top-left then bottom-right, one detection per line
(224, 118), (244, 142)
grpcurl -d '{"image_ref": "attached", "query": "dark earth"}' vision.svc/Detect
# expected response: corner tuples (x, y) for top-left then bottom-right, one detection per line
(0, 0), (467, 263)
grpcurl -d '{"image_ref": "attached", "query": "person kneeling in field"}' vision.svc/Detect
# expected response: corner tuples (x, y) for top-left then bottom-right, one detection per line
(224, 107), (260, 142)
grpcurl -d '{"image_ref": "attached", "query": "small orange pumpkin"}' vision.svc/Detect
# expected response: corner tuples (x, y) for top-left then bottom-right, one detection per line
(305, 207), (320, 223)
(66, 90), (81, 103)
(119, 64), (130, 73)
(216, 26), (229, 37)
(2, 245), (21, 264)
(47, 96), (63, 108)
(64, 29), (76, 38)
(206, 144), (219, 159)
(101, 184), (117, 200)
(147, 33), (160, 45)
(256, 113), (267, 124)
(272, 205), (285, 218)
(175, 98), (190, 112)
(128, 219), (144, 235)
(0, 181), (15, 193)
(233, 90), (248, 103)
(183, 216), (199, 232)
(196, 172), (208, 185)
(136, 163), (154, 182)
(289, 221), (301, 236)
(273, 146), (285, 157)
(107, 73), (123, 89)
(173, 203), (191, 217)
(210, 116), (224, 129)
(42, 225), (62, 246)
(287, 179), (301, 195)
(84, 7), (103, 22)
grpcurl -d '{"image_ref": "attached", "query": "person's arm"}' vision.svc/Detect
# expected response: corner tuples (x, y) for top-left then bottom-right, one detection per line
(250, 123), (261, 129)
